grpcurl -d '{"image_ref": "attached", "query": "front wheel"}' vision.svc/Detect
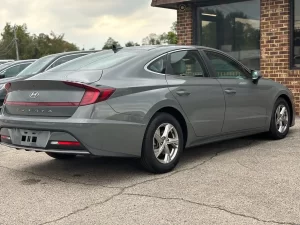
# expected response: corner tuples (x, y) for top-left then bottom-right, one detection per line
(268, 98), (290, 140)
(46, 152), (77, 160)
(140, 113), (184, 174)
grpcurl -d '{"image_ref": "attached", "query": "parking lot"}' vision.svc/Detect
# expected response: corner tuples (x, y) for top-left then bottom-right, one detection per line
(0, 120), (299, 225)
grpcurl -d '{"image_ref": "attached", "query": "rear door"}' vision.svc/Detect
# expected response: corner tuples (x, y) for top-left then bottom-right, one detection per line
(201, 50), (268, 133)
(165, 50), (225, 137)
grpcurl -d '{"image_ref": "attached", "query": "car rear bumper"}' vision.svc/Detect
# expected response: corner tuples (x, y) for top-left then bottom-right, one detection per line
(1, 142), (90, 155)
(0, 103), (147, 157)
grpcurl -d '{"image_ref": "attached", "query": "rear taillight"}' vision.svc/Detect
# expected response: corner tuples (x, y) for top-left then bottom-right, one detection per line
(64, 81), (115, 106)
(1, 135), (10, 140)
(3, 83), (11, 105)
(5, 83), (11, 91)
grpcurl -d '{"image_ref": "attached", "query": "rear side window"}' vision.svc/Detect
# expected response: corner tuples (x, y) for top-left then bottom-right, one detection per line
(50, 50), (138, 71)
(147, 55), (166, 74)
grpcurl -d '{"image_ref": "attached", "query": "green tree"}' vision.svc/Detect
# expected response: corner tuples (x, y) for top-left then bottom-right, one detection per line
(0, 23), (34, 59)
(125, 41), (140, 47)
(171, 21), (177, 33)
(102, 37), (121, 49)
(142, 33), (161, 45)
(142, 21), (177, 45)
(0, 22), (79, 60)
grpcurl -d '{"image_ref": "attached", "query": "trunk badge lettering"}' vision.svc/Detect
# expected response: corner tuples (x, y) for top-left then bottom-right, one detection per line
(29, 92), (39, 98)
(16, 108), (53, 113)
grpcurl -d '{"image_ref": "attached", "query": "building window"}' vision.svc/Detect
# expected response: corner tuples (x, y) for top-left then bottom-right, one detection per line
(196, 0), (260, 70)
(292, 0), (300, 68)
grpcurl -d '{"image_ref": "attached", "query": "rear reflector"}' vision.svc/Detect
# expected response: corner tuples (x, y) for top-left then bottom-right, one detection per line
(50, 141), (81, 146)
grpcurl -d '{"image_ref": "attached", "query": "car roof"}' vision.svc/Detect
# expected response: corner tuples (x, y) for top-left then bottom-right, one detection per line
(45, 50), (99, 60)
(112, 45), (221, 53)
(4, 59), (36, 65)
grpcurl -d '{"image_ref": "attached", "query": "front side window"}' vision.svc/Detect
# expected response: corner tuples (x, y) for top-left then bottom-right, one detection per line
(205, 51), (249, 79)
(147, 55), (166, 74)
(293, 0), (300, 68)
(167, 51), (207, 77)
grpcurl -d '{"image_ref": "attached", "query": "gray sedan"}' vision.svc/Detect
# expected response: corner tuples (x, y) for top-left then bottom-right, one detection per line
(0, 45), (295, 173)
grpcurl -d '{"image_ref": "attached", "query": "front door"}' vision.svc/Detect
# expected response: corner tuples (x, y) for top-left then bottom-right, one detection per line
(166, 50), (225, 137)
(202, 50), (268, 133)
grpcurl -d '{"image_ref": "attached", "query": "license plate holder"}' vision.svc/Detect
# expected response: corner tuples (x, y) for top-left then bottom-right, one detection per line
(8, 129), (50, 148)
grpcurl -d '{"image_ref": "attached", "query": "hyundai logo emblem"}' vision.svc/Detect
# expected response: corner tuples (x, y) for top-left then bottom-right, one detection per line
(29, 91), (39, 98)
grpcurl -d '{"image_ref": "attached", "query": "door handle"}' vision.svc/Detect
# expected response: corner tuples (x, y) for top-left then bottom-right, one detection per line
(224, 89), (236, 95)
(176, 90), (190, 96)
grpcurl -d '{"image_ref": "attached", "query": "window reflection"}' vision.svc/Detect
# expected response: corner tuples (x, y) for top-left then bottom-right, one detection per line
(197, 0), (260, 70)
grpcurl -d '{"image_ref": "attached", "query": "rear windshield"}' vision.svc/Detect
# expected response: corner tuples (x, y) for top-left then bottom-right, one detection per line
(17, 54), (56, 77)
(50, 50), (138, 72)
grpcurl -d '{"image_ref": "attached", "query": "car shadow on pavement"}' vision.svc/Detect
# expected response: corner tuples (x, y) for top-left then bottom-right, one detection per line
(18, 129), (295, 187)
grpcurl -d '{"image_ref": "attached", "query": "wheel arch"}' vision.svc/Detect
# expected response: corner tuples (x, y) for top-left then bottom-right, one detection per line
(155, 107), (188, 147)
(277, 94), (294, 126)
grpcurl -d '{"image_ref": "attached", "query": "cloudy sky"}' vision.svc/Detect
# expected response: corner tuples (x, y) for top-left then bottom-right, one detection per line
(0, 0), (176, 49)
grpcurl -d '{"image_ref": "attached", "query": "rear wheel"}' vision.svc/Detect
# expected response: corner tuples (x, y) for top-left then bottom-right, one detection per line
(141, 113), (184, 174)
(46, 152), (77, 160)
(268, 98), (290, 140)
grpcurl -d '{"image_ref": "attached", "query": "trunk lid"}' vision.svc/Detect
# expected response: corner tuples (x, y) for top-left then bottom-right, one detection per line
(4, 79), (114, 118)
(4, 80), (85, 117)
(27, 70), (103, 84)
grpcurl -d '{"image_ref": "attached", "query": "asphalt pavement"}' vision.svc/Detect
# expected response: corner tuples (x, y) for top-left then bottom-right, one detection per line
(0, 120), (300, 225)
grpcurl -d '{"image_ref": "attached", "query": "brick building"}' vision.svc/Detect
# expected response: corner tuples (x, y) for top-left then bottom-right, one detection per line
(152, 0), (300, 114)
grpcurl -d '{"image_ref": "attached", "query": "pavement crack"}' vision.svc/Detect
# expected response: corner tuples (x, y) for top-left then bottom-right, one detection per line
(125, 193), (299, 225)
(38, 189), (125, 225)
(36, 149), (227, 224)
(121, 149), (226, 189)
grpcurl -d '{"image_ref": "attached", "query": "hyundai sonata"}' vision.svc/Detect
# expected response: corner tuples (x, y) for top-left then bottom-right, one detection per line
(0, 45), (295, 173)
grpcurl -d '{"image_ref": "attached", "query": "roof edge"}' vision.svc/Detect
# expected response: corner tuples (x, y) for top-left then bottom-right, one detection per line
(151, 0), (191, 9)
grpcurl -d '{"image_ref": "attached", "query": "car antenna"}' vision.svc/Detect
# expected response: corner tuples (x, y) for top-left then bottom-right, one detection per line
(112, 44), (122, 53)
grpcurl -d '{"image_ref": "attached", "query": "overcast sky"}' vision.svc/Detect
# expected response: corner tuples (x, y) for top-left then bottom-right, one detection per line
(0, 0), (176, 49)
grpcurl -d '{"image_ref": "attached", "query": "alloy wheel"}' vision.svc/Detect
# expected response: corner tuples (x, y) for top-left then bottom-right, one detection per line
(153, 123), (179, 164)
(275, 104), (289, 134)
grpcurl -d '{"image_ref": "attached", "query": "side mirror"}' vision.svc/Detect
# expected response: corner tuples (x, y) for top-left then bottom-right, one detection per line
(251, 70), (262, 83)
(0, 74), (5, 79)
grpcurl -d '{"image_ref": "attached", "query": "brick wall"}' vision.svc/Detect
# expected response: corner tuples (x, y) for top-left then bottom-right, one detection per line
(261, 0), (300, 115)
(177, 4), (193, 45)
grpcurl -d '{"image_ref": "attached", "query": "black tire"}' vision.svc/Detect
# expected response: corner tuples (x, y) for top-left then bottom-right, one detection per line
(268, 98), (290, 140)
(140, 113), (184, 174)
(46, 152), (77, 160)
